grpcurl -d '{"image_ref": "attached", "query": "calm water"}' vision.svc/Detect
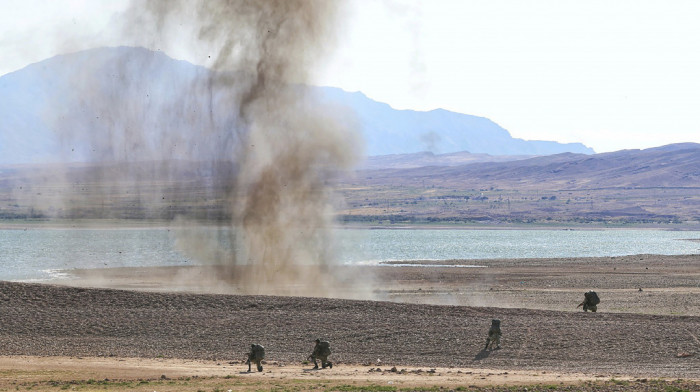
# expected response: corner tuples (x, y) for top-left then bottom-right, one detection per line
(0, 228), (698, 281)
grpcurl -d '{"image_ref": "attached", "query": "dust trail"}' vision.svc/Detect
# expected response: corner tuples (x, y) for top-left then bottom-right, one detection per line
(49, 1), (366, 297)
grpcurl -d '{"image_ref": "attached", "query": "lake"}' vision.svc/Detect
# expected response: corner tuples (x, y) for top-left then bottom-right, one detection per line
(0, 227), (698, 281)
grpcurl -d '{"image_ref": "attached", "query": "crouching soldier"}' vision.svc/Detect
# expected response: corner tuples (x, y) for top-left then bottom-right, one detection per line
(246, 343), (265, 372)
(484, 319), (501, 350)
(308, 338), (332, 369)
(577, 290), (600, 312)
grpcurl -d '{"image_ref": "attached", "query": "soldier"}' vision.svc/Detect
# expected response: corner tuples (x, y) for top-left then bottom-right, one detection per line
(308, 338), (332, 369)
(483, 319), (501, 350)
(246, 343), (265, 372)
(577, 290), (600, 312)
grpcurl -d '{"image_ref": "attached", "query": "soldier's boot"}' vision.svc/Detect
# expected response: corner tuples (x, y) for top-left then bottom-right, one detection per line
(257, 363), (263, 372)
(313, 359), (319, 369)
(247, 362), (252, 372)
(328, 362), (333, 369)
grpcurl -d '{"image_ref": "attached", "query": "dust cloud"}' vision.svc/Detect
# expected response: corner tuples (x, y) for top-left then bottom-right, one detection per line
(50, 0), (367, 297)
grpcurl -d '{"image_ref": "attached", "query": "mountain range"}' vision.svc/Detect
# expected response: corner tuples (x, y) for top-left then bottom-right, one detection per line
(0, 46), (593, 165)
(355, 143), (700, 189)
(339, 143), (700, 224)
(1, 142), (697, 223)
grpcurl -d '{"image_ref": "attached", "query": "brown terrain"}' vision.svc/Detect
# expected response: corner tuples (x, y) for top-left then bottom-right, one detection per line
(338, 143), (700, 225)
(2, 143), (699, 226)
(1, 253), (698, 391)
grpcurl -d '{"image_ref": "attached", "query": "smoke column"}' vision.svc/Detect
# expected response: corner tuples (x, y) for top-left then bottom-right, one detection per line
(52, 0), (363, 296)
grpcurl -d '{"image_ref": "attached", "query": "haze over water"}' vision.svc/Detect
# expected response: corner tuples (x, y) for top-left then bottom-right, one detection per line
(1, 228), (698, 281)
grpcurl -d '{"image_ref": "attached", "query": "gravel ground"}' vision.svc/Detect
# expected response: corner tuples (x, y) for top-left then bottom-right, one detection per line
(376, 254), (700, 315)
(1, 279), (698, 381)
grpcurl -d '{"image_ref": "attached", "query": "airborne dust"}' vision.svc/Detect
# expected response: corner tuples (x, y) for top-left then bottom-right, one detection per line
(49, 0), (367, 297)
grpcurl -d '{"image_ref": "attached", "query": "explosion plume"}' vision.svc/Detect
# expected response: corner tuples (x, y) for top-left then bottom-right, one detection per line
(49, 0), (362, 296)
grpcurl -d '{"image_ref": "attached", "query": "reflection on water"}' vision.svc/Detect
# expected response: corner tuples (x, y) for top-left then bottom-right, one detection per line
(0, 227), (698, 281)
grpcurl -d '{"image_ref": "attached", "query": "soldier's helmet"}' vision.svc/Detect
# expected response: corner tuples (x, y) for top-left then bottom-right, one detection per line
(491, 319), (501, 328)
(315, 338), (320, 344)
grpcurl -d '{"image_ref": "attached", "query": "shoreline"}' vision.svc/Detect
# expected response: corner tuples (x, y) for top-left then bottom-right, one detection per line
(1, 218), (699, 231)
(44, 253), (700, 315)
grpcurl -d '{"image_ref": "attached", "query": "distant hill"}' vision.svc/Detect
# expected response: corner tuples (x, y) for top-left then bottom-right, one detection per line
(0, 47), (216, 165)
(0, 46), (593, 165)
(0, 143), (697, 223)
(338, 143), (700, 224)
(359, 151), (535, 170)
(357, 143), (700, 189)
(319, 87), (594, 156)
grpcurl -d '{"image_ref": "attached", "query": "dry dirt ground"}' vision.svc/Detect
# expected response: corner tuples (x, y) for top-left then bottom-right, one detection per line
(0, 254), (699, 391)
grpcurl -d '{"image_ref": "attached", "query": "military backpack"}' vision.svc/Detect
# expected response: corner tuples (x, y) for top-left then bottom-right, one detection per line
(585, 291), (600, 305)
(250, 344), (265, 360)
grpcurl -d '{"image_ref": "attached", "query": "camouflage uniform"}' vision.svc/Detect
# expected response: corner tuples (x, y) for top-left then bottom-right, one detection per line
(246, 344), (265, 372)
(310, 339), (332, 369)
(484, 319), (501, 350)
(579, 291), (599, 312)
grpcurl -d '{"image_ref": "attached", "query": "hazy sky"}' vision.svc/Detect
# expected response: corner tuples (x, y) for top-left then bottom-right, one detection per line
(1, 0), (699, 153)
